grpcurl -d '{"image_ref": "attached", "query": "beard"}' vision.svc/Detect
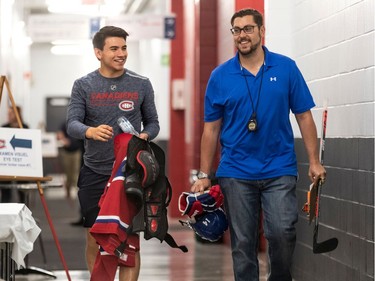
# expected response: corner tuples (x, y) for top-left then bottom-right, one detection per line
(237, 35), (262, 57)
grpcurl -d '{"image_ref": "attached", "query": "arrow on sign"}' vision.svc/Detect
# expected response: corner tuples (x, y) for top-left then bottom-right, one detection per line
(10, 135), (32, 150)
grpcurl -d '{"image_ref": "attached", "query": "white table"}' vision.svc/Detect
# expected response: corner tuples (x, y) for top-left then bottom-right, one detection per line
(0, 203), (41, 280)
(0, 177), (71, 281)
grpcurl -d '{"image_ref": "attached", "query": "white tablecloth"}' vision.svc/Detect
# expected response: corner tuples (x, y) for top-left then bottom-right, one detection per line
(0, 203), (41, 268)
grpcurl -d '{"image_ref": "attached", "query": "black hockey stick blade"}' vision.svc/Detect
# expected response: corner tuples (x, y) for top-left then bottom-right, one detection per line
(313, 236), (338, 254)
(312, 180), (338, 254)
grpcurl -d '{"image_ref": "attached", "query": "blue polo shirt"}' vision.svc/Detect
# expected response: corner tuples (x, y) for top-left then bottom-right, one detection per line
(205, 46), (315, 180)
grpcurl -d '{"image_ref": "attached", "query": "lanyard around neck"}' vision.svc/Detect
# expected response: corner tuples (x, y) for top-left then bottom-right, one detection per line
(241, 62), (265, 121)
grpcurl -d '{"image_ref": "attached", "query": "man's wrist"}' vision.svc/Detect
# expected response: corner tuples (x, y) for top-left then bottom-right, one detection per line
(85, 127), (92, 139)
(197, 171), (209, 179)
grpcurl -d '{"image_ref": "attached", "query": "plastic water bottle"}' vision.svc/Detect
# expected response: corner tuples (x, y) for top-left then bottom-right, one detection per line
(117, 116), (139, 136)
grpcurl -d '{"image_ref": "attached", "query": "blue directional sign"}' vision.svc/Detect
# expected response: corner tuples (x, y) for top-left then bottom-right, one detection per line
(10, 135), (32, 150)
(90, 17), (101, 39)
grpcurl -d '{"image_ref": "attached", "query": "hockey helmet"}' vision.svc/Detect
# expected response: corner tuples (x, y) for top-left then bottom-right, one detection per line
(181, 208), (228, 242)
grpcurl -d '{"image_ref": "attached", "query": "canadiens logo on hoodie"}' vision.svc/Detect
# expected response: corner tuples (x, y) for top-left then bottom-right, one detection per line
(119, 101), (134, 111)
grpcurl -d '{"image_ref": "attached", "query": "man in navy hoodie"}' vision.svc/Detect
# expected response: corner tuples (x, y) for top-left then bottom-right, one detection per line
(67, 26), (159, 281)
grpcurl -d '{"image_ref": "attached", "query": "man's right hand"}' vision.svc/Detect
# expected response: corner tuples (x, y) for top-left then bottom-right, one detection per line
(191, 178), (211, 194)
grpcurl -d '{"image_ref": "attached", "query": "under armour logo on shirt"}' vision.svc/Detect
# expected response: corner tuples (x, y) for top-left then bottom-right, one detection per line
(270, 77), (277, 82)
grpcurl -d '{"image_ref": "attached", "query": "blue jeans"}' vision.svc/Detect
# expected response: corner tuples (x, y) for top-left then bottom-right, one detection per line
(219, 176), (298, 281)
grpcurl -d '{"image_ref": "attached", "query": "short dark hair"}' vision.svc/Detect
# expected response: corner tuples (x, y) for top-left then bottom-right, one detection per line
(230, 8), (263, 27)
(92, 26), (129, 50)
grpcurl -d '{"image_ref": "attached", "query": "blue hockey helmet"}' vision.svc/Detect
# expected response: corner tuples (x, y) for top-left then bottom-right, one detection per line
(185, 208), (228, 242)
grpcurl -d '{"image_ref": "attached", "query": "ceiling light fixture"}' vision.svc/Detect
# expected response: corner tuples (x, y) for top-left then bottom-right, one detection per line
(46, 0), (127, 17)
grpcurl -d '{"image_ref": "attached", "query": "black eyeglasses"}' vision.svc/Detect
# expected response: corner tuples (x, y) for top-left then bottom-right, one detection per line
(230, 25), (257, 36)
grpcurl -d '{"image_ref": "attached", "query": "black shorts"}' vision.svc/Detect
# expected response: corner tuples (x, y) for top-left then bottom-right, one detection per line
(77, 165), (110, 228)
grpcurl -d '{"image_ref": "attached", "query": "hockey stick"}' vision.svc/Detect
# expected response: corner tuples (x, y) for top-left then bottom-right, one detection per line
(312, 107), (338, 254)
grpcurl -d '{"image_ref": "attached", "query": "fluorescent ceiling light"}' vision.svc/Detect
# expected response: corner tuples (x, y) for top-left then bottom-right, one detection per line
(50, 42), (92, 55)
(46, 0), (126, 16)
(51, 39), (90, 45)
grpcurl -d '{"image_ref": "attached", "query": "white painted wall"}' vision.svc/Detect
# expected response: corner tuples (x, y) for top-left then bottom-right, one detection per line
(217, 0), (235, 64)
(0, 0), (31, 124)
(265, 0), (374, 138)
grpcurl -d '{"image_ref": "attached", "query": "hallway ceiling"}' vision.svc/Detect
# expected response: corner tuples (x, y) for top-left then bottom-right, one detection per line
(20, 0), (170, 44)
(23, 0), (157, 15)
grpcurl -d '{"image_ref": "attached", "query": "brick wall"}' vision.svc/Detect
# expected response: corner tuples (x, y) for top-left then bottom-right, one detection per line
(266, 0), (374, 280)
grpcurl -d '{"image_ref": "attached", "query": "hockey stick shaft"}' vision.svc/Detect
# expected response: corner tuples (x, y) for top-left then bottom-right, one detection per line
(319, 109), (327, 166)
(315, 107), (327, 219)
(313, 108), (327, 244)
(313, 107), (338, 254)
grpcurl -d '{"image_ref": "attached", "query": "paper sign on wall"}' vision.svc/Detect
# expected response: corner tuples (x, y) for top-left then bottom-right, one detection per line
(42, 133), (58, 158)
(0, 128), (43, 177)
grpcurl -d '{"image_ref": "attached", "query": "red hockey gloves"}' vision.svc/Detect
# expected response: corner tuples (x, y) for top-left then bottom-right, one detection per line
(178, 184), (224, 218)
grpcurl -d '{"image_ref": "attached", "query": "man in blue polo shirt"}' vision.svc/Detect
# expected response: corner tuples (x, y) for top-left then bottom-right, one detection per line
(191, 8), (326, 281)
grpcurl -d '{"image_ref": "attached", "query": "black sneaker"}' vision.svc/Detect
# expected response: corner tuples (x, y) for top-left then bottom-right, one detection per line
(70, 217), (84, 226)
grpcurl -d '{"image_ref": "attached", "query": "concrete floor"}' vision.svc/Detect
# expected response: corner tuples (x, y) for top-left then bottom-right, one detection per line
(14, 231), (268, 281)
(3, 176), (269, 281)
